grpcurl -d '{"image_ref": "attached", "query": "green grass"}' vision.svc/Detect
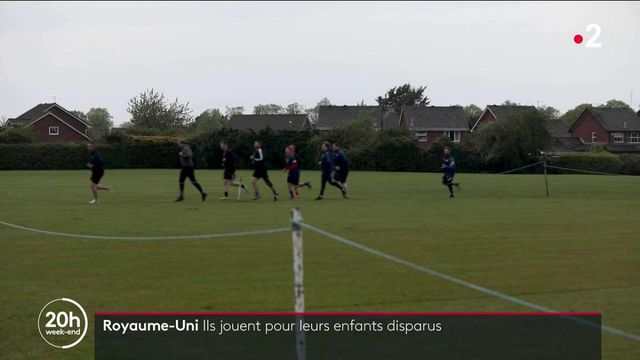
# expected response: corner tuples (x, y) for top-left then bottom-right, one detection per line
(1, 169), (639, 359)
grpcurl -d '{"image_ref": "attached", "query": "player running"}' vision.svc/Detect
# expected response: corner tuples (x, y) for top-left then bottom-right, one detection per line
(315, 141), (343, 200)
(175, 140), (207, 202)
(219, 140), (248, 200)
(332, 143), (350, 199)
(284, 144), (311, 200)
(250, 140), (279, 201)
(86, 143), (111, 204)
(441, 146), (460, 198)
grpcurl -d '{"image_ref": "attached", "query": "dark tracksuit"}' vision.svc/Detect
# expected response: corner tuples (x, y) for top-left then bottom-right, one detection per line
(179, 145), (205, 197)
(89, 150), (105, 184)
(333, 149), (349, 184)
(319, 150), (343, 196)
(222, 149), (237, 180)
(442, 155), (457, 196)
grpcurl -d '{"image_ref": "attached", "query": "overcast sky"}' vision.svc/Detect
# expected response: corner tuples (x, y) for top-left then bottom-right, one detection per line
(1, 1), (639, 125)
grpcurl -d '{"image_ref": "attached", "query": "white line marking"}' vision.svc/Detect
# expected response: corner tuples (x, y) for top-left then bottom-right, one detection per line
(299, 222), (640, 342)
(0, 220), (288, 241)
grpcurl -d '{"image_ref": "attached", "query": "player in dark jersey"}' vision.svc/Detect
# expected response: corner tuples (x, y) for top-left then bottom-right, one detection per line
(284, 144), (311, 200)
(332, 143), (350, 199)
(250, 140), (279, 201)
(315, 141), (344, 200)
(441, 146), (460, 198)
(86, 143), (111, 204)
(219, 140), (248, 200)
(175, 140), (207, 202)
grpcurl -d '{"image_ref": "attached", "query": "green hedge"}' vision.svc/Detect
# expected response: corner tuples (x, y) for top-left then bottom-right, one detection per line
(549, 152), (624, 174)
(0, 141), (179, 170)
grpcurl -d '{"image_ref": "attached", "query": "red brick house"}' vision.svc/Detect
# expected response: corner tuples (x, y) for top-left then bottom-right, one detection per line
(228, 114), (313, 132)
(470, 105), (537, 132)
(398, 106), (469, 149)
(569, 107), (640, 152)
(7, 103), (92, 142)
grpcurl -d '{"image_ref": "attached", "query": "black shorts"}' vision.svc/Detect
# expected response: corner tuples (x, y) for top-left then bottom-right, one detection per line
(287, 173), (300, 185)
(333, 171), (348, 183)
(223, 169), (236, 181)
(180, 167), (197, 183)
(442, 174), (455, 185)
(90, 169), (104, 184)
(252, 164), (269, 180)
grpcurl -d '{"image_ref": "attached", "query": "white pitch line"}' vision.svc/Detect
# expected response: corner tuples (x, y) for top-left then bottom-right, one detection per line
(299, 222), (640, 342)
(0, 220), (288, 241)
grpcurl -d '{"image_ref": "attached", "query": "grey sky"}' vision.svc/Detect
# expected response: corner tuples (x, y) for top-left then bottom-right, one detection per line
(1, 1), (639, 125)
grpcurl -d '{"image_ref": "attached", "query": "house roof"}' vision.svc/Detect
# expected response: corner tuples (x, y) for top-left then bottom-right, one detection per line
(228, 114), (310, 131)
(316, 105), (399, 130)
(573, 107), (640, 131)
(400, 106), (469, 131)
(8, 103), (91, 127)
(546, 136), (588, 153)
(471, 105), (537, 131)
(546, 119), (571, 138)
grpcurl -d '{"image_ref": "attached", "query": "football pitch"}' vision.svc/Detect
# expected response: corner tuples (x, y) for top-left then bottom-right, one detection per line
(1, 169), (639, 359)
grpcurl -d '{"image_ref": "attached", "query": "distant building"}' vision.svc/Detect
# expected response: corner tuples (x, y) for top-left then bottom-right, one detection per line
(316, 105), (400, 131)
(7, 103), (92, 142)
(228, 114), (312, 132)
(569, 107), (640, 153)
(399, 106), (470, 149)
(470, 105), (537, 132)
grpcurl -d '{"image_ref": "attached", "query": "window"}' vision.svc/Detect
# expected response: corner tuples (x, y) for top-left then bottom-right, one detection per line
(415, 131), (428, 142)
(446, 131), (461, 143)
(630, 133), (640, 144)
(49, 126), (59, 136)
(591, 132), (597, 143)
(612, 132), (624, 144)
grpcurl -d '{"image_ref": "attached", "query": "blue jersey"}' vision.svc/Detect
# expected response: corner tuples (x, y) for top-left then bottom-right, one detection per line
(334, 150), (349, 173)
(89, 150), (104, 171)
(320, 151), (333, 175)
(442, 155), (456, 176)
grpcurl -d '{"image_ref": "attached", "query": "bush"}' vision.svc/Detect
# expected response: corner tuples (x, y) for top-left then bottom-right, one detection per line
(0, 126), (35, 144)
(620, 154), (640, 175)
(549, 152), (624, 174)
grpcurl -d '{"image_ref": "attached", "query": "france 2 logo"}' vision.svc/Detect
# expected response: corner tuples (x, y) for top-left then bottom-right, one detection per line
(574, 24), (602, 48)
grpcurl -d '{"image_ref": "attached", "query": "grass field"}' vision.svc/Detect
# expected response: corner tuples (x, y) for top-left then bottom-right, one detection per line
(1, 169), (639, 359)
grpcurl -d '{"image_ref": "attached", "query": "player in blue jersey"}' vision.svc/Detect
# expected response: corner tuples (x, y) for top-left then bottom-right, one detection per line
(441, 147), (460, 198)
(315, 141), (344, 200)
(332, 143), (350, 199)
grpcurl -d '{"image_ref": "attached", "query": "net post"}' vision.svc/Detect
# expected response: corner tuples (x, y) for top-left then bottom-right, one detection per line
(291, 207), (306, 360)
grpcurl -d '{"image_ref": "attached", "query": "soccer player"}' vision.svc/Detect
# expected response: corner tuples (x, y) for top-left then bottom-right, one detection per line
(284, 144), (311, 200)
(441, 146), (460, 198)
(250, 140), (279, 201)
(315, 141), (343, 200)
(175, 140), (207, 202)
(219, 140), (248, 200)
(332, 143), (350, 199)
(86, 143), (111, 204)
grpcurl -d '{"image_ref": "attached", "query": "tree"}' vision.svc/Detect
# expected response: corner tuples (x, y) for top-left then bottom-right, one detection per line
(286, 103), (306, 114)
(253, 104), (284, 115)
(501, 100), (521, 106)
(537, 105), (560, 120)
(561, 103), (592, 126)
(70, 110), (88, 122)
(194, 109), (226, 134)
(602, 99), (631, 109)
(469, 108), (552, 170)
(126, 89), (193, 131)
(306, 97), (331, 123)
(86, 108), (113, 139)
(225, 106), (245, 118)
(376, 83), (430, 113)
(463, 104), (483, 122)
